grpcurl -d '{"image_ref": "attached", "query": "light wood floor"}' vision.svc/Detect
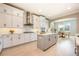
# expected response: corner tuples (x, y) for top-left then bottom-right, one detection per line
(1, 37), (76, 56)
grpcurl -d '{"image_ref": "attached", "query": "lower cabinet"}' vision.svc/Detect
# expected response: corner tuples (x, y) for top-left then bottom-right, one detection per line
(3, 33), (37, 49)
(37, 33), (57, 51)
(3, 35), (12, 48)
(30, 33), (37, 41)
(37, 35), (49, 50)
(12, 34), (20, 46)
(49, 34), (57, 47)
(0, 37), (3, 53)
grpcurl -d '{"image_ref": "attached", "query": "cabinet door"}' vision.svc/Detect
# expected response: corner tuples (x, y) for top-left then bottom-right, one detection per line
(3, 4), (13, 15)
(49, 35), (54, 46)
(12, 16), (18, 28)
(12, 34), (19, 46)
(24, 34), (30, 42)
(0, 38), (3, 52)
(3, 35), (12, 48)
(30, 33), (37, 41)
(16, 17), (23, 28)
(5, 14), (12, 28)
(44, 35), (49, 49)
(20, 34), (25, 44)
(0, 13), (5, 28)
(17, 34), (22, 44)
(0, 4), (5, 13)
(12, 16), (23, 28)
(0, 4), (5, 28)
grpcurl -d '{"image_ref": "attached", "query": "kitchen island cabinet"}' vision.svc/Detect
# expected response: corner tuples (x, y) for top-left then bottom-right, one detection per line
(37, 33), (57, 51)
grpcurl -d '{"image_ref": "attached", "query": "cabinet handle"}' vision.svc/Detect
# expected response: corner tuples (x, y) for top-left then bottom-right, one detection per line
(4, 24), (6, 27)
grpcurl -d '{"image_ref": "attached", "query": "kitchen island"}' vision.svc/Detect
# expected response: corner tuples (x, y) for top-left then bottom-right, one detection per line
(37, 33), (57, 51)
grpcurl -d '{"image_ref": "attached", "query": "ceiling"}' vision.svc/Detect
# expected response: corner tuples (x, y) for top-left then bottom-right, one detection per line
(10, 3), (79, 20)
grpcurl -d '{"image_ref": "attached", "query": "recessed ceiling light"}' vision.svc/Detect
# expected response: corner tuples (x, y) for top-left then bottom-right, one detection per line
(67, 7), (71, 10)
(38, 10), (42, 12)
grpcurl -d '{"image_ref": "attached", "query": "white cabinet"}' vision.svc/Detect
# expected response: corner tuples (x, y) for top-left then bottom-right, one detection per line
(24, 33), (30, 42)
(12, 16), (23, 28)
(3, 35), (12, 48)
(12, 8), (24, 28)
(0, 13), (5, 28)
(0, 4), (5, 28)
(11, 34), (24, 46)
(3, 34), (21, 48)
(37, 35), (49, 50)
(37, 33), (57, 51)
(39, 16), (49, 32)
(30, 33), (37, 41)
(19, 34), (25, 44)
(33, 15), (40, 31)
(12, 34), (19, 46)
(17, 34), (23, 44)
(0, 4), (5, 13)
(5, 14), (12, 28)
(0, 4), (24, 28)
(3, 33), (37, 49)
(0, 37), (3, 53)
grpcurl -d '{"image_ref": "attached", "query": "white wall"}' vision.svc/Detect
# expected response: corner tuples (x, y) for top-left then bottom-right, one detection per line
(53, 18), (77, 35)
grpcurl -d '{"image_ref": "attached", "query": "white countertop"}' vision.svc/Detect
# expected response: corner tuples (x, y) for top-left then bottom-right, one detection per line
(38, 33), (57, 35)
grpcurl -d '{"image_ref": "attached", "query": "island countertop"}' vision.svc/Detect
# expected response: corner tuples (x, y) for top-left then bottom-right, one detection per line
(37, 33), (57, 35)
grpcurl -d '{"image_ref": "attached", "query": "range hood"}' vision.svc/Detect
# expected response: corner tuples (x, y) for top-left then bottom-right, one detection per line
(24, 12), (33, 26)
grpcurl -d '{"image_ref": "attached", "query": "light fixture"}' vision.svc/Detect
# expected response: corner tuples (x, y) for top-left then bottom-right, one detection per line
(67, 7), (71, 10)
(38, 10), (42, 12)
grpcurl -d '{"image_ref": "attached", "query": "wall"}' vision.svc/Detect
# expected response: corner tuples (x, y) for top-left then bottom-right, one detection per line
(54, 18), (77, 35)
(51, 13), (79, 34)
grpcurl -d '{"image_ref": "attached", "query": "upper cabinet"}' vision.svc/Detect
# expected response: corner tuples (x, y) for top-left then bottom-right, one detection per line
(32, 15), (40, 29)
(32, 15), (49, 33)
(24, 12), (33, 25)
(39, 16), (49, 32)
(0, 4), (24, 28)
